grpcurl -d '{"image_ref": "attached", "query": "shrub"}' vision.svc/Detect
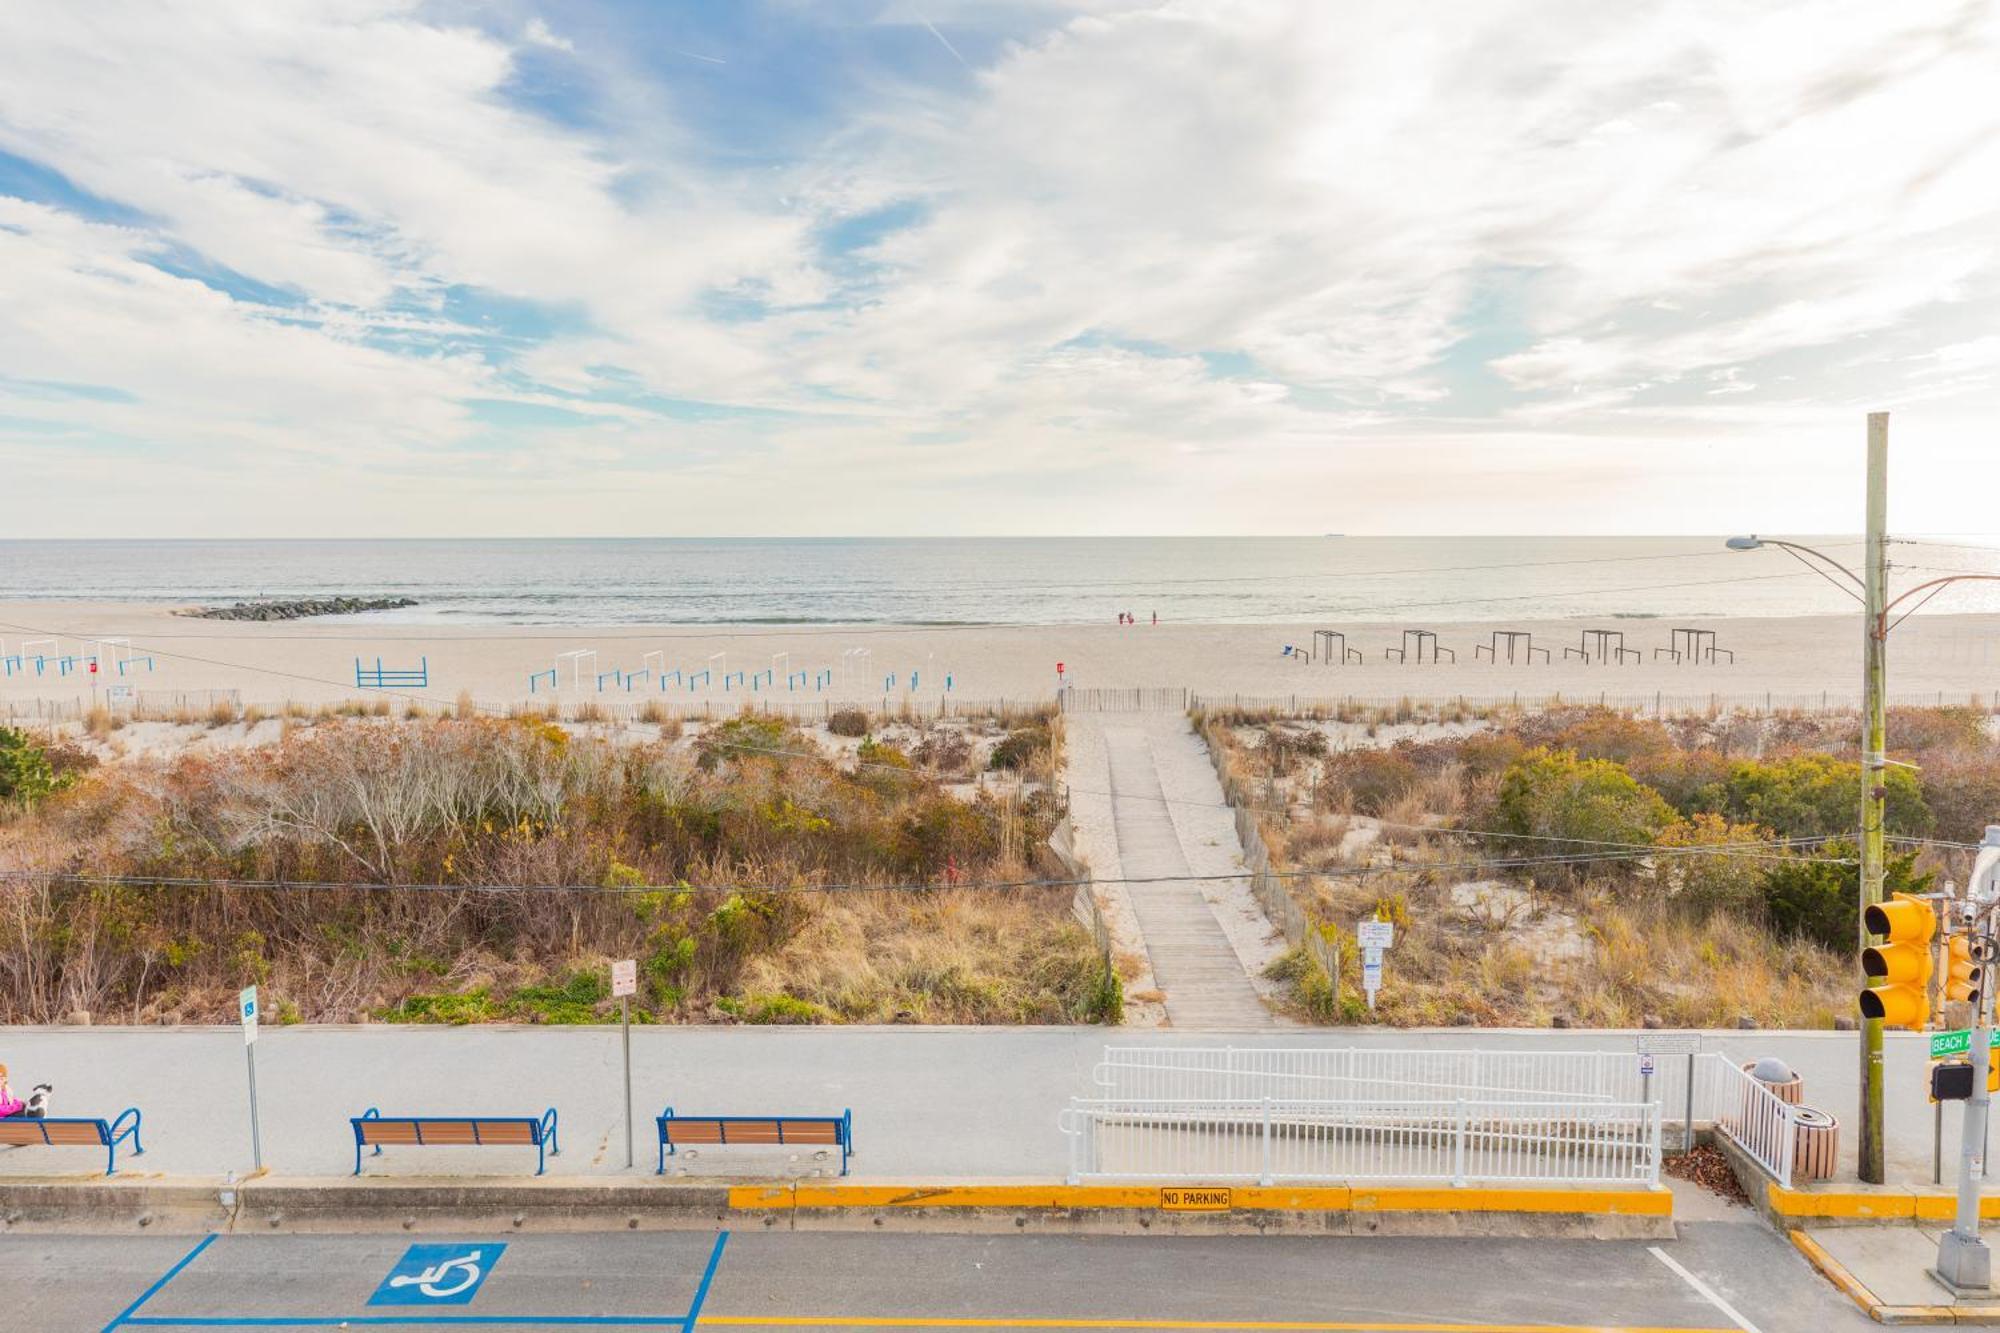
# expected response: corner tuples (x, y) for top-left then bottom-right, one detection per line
(696, 716), (791, 770)
(827, 708), (870, 738)
(1760, 840), (1932, 951)
(989, 723), (1051, 771)
(1651, 813), (1772, 916)
(0, 726), (68, 807)
(1699, 753), (1930, 840)
(1493, 748), (1673, 870)
(1322, 749), (1419, 815)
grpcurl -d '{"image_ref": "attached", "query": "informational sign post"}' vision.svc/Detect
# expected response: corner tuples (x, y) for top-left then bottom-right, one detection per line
(612, 959), (637, 1168)
(240, 984), (263, 1170)
(1357, 920), (1394, 1011)
(1637, 1032), (1701, 1153)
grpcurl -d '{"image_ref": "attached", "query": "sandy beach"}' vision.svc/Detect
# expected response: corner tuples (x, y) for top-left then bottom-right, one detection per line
(3, 601), (1998, 714)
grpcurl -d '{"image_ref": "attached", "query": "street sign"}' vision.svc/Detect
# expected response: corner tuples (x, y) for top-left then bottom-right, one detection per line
(1637, 1033), (1701, 1056)
(239, 985), (258, 1046)
(1930, 1029), (2000, 1060)
(611, 959), (637, 998)
(1357, 920), (1395, 950)
(369, 1244), (504, 1306)
(1638, 1054), (1656, 1077)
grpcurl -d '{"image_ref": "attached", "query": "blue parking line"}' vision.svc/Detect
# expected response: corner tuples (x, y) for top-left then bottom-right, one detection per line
(104, 1234), (218, 1331)
(121, 1312), (696, 1320)
(684, 1231), (730, 1328)
(108, 1229), (731, 1330)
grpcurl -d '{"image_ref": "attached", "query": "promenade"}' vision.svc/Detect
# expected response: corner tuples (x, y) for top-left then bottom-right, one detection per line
(0, 1023), (1951, 1183)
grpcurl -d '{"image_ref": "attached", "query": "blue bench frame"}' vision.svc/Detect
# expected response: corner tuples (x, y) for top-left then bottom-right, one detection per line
(350, 1106), (559, 1176)
(655, 1106), (852, 1176)
(0, 1107), (143, 1176)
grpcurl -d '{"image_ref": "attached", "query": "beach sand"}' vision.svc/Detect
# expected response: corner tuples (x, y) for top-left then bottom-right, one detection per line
(2, 601), (1998, 712)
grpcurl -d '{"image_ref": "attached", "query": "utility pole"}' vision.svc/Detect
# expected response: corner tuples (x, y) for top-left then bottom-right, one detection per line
(1859, 411), (1890, 1184)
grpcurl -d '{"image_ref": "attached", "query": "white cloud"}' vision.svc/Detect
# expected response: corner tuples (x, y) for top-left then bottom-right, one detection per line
(1, 0), (1998, 534)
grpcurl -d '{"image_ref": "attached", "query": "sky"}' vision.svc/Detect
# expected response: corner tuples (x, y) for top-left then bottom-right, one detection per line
(1, 0), (1997, 537)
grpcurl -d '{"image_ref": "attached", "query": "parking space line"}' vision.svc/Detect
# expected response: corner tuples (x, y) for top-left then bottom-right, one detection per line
(686, 1232), (730, 1329)
(1648, 1247), (1762, 1333)
(696, 1312), (1744, 1320)
(104, 1234), (218, 1332)
(106, 1231), (733, 1329)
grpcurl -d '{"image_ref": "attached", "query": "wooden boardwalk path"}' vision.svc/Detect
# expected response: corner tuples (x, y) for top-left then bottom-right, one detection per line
(1103, 724), (1276, 1029)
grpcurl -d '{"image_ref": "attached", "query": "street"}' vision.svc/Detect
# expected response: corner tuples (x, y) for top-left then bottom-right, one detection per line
(7, 1221), (1868, 1332)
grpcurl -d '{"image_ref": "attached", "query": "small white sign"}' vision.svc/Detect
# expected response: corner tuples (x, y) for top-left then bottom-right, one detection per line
(240, 985), (259, 1046)
(1357, 920), (1396, 950)
(1362, 945), (1385, 965)
(611, 959), (637, 999)
(1637, 1033), (1702, 1056)
(1638, 1053), (1656, 1077)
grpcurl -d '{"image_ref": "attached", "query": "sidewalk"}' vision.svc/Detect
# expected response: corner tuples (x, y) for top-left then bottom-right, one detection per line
(0, 1024), (1956, 1183)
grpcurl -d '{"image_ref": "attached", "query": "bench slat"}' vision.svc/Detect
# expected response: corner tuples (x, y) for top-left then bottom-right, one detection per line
(0, 1121), (108, 1147)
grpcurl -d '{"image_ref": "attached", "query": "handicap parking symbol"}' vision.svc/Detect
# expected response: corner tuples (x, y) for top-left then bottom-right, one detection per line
(368, 1243), (505, 1306)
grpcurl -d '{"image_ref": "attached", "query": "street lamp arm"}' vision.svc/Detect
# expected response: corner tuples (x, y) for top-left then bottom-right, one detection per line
(1726, 535), (1866, 600)
(1880, 574), (2000, 638)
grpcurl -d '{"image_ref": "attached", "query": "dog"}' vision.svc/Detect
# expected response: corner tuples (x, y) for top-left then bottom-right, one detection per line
(22, 1084), (50, 1120)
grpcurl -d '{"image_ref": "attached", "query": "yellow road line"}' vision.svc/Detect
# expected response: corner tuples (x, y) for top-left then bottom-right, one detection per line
(696, 1316), (1725, 1331)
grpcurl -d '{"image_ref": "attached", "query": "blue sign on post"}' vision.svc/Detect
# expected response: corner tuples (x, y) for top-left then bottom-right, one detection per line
(369, 1243), (505, 1306)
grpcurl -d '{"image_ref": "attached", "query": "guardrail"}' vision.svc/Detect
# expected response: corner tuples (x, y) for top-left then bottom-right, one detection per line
(1059, 1095), (1661, 1187)
(1709, 1054), (1798, 1184)
(1095, 1046), (1627, 1103)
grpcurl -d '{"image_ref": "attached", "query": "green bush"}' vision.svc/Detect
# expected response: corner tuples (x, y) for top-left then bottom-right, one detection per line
(1493, 748), (1673, 872)
(1760, 840), (1932, 951)
(1698, 753), (1930, 841)
(0, 726), (68, 807)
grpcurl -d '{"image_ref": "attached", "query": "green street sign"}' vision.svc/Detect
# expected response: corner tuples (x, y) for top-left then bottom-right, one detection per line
(1929, 1029), (2000, 1060)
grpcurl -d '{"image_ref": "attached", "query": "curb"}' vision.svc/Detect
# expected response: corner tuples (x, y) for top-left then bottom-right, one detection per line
(1788, 1228), (2000, 1325)
(0, 1176), (1673, 1239)
(1768, 1182), (2000, 1225)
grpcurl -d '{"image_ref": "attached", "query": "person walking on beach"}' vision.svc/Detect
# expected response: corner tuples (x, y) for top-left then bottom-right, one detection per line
(1151, 611), (1157, 626)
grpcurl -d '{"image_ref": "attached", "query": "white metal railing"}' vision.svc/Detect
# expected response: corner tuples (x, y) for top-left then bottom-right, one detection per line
(1707, 1053), (1798, 1184)
(1059, 1096), (1661, 1187)
(1094, 1046), (1722, 1108)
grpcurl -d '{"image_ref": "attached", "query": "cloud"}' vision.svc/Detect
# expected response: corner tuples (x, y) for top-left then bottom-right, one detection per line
(0, 0), (1997, 534)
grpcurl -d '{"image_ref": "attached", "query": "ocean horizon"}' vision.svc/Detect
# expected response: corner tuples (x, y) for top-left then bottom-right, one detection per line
(2, 535), (1997, 626)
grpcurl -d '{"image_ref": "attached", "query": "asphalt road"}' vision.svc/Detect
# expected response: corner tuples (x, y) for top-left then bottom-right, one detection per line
(5, 1221), (1871, 1332)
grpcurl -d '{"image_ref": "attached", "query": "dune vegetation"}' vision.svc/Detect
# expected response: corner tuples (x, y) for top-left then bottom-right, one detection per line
(0, 710), (1113, 1027)
(1202, 702), (1985, 1028)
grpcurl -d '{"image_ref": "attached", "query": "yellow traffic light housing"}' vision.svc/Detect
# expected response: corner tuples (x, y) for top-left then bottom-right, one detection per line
(1861, 894), (1936, 1029)
(1947, 935), (1985, 1006)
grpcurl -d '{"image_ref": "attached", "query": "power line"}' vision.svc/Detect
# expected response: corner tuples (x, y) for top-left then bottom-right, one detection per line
(0, 837), (1854, 900)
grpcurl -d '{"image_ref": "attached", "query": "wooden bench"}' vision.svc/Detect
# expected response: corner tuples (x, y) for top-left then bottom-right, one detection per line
(0, 1108), (143, 1176)
(655, 1106), (852, 1176)
(350, 1106), (559, 1176)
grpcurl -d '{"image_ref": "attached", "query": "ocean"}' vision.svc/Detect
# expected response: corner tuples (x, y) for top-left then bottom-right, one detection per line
(1, 536), (1996, 625)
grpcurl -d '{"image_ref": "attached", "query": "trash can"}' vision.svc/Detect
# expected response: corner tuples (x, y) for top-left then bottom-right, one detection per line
(1745, 1057), (1804, 1105)
(1793, 1106), (1839, 1181)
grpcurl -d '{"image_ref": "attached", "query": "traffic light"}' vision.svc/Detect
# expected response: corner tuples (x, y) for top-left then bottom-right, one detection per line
(1947, 935), (1985, 1007)
(1861, 893), (1935, 1028)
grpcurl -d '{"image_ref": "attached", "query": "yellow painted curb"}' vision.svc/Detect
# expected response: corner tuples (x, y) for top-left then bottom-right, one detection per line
(1767, 1179), (2000, 1221)
(732, 1183), (1669, 1216)
(1787, 1229), (1882, 1319)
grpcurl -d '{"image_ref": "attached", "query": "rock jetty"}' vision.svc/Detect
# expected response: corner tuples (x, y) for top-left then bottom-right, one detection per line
(176, 596), (419, 621)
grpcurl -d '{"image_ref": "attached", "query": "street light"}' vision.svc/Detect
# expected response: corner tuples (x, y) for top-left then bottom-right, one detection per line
(1729, 422), (2000, 1184)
